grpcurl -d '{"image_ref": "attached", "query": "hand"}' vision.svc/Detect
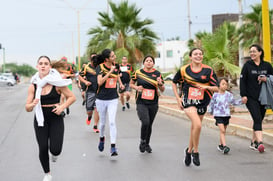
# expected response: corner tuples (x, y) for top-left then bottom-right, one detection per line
(85, 81), (91, 86)
(241, 96), (247, 104)
(110, 65), (116, 73)
(258, 75), (266, 84)
(120, 84), (125, 90)
(176, 97), (184, 110)
(136, 85), (144, 92)
(52, 105), (65, 115)
(157, 77), (163, 86)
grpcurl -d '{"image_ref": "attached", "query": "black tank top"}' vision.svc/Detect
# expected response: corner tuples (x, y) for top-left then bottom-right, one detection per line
(34, 84), (61, 105)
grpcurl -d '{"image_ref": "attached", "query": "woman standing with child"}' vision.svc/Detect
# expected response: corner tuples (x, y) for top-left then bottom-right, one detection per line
(172, 48), (218, 166)
(240, 44), (273, 153)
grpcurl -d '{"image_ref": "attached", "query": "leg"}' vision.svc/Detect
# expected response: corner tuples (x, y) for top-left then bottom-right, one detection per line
(96, 99), (107, 138)
(218, 124), (226, 146)
(49, 116), (64, 156)
(145, 104), (158, 145)
(107, 99), (118, 144)
(136, 104), (150, 142)
(184, 107), (202, 153)
(34, 119), (50, 173)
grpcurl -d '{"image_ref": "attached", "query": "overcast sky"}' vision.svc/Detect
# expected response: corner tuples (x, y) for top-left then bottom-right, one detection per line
(0, 0), (270, 67)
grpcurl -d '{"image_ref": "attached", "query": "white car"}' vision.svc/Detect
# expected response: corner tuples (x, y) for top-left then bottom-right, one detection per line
(0, 75), (16, 86)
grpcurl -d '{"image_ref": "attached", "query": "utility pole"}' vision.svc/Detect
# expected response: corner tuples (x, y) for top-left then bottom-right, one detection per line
(238, 0), (244, 67)
(187, 0), (192, 39)
(262, 0), (271, 62)
(62, 0), (92, 71)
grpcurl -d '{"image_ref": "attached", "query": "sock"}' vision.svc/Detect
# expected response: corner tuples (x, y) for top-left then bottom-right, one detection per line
(93, 125), (97, 129)
(111, 144), (116, 148)
(88, 116), (92, 121)
(100, 137), (105, 142)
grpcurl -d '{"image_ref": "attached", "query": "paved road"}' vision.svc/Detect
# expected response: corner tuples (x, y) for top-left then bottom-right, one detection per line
(1, 83), (273, 181)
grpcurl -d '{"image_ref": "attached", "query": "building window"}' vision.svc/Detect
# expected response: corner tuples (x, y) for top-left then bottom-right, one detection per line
(156, 51), (160, 58)
(166, 50), (173, 57)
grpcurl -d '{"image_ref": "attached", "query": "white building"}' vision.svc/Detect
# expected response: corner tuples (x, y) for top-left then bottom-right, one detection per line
(154, 40), (188, 72)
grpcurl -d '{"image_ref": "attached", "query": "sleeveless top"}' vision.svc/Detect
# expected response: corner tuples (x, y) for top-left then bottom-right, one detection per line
(34, 84), (61, 105)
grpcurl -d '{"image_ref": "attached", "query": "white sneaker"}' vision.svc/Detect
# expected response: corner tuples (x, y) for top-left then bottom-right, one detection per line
(51, 155), (58, 162)
(43, 174), (52, 181)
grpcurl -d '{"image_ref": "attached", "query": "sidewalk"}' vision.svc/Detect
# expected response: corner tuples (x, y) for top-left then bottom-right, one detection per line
(156, 94), (273, 146)
(129, 89), (273, 146)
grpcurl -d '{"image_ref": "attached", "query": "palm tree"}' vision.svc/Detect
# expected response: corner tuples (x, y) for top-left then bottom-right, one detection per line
(237, 3), (273, 48)
(86, 0), (159, 65)
(202, 22), (240, 77)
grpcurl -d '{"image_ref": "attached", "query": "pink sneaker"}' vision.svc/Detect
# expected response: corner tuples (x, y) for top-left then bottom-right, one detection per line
(258, 142), (265, 153)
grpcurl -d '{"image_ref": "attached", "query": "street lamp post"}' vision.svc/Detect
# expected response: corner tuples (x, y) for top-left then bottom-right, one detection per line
(0, 44), (5, 73)
(62, 0), (92, 71)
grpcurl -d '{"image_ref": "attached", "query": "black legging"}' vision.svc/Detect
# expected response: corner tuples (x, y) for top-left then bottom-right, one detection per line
(136, 104), (158, 144)
(246, 97), (266, 131)
(34, 107), (64, 173)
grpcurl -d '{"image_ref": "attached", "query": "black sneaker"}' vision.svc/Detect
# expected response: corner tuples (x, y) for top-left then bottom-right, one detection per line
(82, 100), (86, 106)
(249, 141), (258, 150)
(139, 140), (146, 153)
(111, 147), (118, 156)
(192, 152), (200, 166)
(223, 146), (230, 154)
(126, 102), (130, 109)
(217, 144), (224, 152)
(122, 106), (125, 111)
(145, 145), (152, 153)
(66, 107), (70, 115)
(184, 148), (191, 166)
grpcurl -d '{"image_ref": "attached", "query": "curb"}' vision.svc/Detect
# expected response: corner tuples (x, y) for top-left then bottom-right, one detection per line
(158, 105), (273, 147)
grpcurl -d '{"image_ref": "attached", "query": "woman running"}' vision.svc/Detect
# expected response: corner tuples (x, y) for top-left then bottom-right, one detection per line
(25, 56), (76, 181)
(96, 49), (124, 156)
(130, 55), (165, 153)
(172, 48), (218, 166)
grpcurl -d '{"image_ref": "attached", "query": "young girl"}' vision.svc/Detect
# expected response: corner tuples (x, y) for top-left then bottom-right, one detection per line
(208, 77), (242, 154)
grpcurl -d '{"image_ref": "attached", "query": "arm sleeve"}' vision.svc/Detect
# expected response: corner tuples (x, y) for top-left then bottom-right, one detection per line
(240, 64), (248, 97)
(172, 70), (182, 84)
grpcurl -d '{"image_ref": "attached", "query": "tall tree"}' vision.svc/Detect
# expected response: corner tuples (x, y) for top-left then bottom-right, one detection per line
(238, 3), (273, 48)
(86, 0), (159, 65)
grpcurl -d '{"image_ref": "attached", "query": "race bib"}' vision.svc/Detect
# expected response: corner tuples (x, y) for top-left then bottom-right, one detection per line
(188, 87), (204, 100)
(141, 89), (155, 100)
(120, 66), (127, 72)
(105, 78), (117, 88)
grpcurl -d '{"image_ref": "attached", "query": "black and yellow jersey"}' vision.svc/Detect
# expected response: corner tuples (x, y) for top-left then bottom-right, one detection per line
(96, 63), (119, 100)
(132, 68), (163, 105)
(173, 63), (218, 107)
(119, 63), (134, 84)
(79, 63), (98, 92)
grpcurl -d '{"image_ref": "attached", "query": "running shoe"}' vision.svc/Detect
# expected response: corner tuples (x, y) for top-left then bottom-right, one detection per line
(184, 148), (191, 166)
(66, 107), (70, 115)
(217, 144), (224, 152)
(126, 102), (130, 109)
(51, 155), (58, 162)
(249, 141), (258, 150)
(43, 174), (52, 181)
(98, 137), (105, 152)
(111, 147), (118, 156)
(93, 126), (99, 133)
(257, 142), (265, 153)
(139, 140), (146, 153)
(223, 146), (230, 154)
(192, 152), (200, 166)
(145, 145), (152, 153)
(82, 100), (86, 106)
(86, 118), (91, 125)
(122, 106), (125, 111)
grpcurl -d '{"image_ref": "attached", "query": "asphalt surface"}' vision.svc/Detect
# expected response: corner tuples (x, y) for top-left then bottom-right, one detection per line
(1, 83), (273, 181)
